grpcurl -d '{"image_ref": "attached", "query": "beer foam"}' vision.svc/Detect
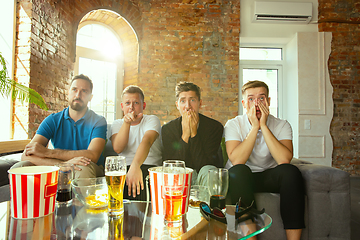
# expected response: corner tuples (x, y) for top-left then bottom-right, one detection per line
(105, 171), (126, 176)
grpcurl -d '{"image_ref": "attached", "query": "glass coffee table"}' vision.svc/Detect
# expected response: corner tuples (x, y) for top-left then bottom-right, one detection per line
(0, 200), (271, 239)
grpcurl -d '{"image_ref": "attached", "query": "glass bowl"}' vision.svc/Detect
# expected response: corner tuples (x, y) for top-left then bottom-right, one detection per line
(71, 177), (109, 209)
(189, 185), (210, 208)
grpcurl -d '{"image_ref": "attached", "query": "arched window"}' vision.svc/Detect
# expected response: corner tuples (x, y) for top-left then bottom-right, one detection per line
(75, 23), (124, 124)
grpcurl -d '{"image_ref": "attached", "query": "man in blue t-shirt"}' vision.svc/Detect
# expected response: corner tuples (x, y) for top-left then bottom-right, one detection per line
(14, 74), (107, 178)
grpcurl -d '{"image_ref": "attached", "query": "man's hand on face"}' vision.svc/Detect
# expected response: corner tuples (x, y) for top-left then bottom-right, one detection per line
(246, 100), (260, 129)
(181, 111), (192, 141)
(126, 164), (144, 198)
(258, 99), (270, 127)
(189, 109), (199, 138)
(123, 111), (143, 124)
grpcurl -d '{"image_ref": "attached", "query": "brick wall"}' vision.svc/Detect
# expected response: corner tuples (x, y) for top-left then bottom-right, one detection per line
(318, 0), (360, 175)
(137, 0), (240, 125)
(18, 0), (239, 138)
(15, 0), (73, 138)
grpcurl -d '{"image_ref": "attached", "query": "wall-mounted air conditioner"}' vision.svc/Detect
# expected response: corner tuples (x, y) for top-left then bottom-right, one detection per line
(253, 1), (313, 24)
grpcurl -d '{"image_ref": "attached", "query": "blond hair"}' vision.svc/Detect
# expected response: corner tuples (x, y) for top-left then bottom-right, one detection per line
(241, 80), (269, 98)
(122, 85), (145, 102)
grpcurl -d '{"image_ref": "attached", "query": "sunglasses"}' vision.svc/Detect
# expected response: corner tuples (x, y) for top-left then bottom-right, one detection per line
(199, 202), (227, 224)
(235, 198), (265, 226)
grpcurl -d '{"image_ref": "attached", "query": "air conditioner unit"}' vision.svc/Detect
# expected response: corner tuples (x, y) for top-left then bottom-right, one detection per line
(253, 1), (312, 24)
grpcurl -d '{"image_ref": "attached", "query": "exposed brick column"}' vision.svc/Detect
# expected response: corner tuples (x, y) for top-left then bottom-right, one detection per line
(318, 0), (360, 175)
(14, 0), (34, 139)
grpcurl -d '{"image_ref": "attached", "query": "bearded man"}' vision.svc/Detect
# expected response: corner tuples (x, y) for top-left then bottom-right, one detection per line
(13, 74), (107, 178)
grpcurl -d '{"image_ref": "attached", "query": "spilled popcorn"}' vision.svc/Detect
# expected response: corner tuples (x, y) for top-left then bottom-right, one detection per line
(85, 190), (108, 208)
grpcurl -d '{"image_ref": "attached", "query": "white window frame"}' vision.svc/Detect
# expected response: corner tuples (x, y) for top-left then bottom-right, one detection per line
(239, 46), (285, 119)
(75, 21), (124, 122)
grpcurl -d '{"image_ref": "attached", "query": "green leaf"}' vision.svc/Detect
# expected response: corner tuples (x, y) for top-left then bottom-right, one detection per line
(0, 52), (48, 111)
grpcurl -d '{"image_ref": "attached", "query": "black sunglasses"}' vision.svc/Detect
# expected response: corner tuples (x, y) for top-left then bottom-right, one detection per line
(199, 202), (227, 224)
(235, 199), (265, 225)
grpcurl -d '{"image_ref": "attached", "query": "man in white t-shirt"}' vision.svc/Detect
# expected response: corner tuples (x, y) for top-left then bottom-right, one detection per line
(110, 85), (162, 201)
(224, 80), (304, 240)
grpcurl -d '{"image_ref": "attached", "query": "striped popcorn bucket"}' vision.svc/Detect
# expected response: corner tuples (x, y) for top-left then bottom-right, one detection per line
(8, 166), (60, 219)
(148, 166), (193, 216)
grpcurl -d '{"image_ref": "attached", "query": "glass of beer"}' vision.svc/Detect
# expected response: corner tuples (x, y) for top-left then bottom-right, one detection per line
(162, 160), (186, 224)
(208, 168), (229, 210)
(105, 156), (126, 215)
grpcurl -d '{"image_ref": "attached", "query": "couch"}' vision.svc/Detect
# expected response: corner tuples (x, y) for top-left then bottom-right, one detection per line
(0, 153), (22, 202)
(256, 158), (351, 240)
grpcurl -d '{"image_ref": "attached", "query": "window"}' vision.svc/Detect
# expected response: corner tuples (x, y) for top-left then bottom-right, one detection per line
(239, 47), (283, 118)
(75, 23), (123, 124)
(78, 58), (117, 122)
(0, 0), (16, 140)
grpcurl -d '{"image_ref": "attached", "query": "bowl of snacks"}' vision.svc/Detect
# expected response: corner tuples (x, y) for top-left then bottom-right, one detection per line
(71, 177), (109, 209)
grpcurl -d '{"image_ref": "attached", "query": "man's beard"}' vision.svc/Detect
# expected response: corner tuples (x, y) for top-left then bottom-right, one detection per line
(70, 99), (86, 111)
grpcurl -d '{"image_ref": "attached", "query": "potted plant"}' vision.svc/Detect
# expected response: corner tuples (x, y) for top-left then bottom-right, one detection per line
(0, 52), (48, 110)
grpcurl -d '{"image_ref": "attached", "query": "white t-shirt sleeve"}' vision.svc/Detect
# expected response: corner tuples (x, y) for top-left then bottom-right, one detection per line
(110, 119), (123, 137)
(143, 115), (161, 134)
(224, 118), (242, 142)
(275, 120), (292, 141)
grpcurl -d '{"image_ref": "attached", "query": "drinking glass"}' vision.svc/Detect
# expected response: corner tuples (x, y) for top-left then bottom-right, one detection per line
(208, 168), (229, 209)
(105, 156), (127, 215)
(162, 160), (186, 223)
(189, 185), (210, 208)
(55, 163), (74, 206)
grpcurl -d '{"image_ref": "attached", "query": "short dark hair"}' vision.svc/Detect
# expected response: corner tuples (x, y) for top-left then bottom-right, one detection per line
(122, 85), (145, 102)
(175, 81), (201, 100)
(241, 80), (269, 98)
(71, 74), (93, 93)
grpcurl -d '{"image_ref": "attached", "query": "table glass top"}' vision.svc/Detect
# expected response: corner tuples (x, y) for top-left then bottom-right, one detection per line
(0, 200), (272, 239)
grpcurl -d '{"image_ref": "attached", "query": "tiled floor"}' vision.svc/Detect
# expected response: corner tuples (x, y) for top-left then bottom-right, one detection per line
(351, 176), (360, 240)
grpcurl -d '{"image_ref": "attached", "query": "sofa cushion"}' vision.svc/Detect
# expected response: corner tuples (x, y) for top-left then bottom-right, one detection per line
(0, 153), (22, 187)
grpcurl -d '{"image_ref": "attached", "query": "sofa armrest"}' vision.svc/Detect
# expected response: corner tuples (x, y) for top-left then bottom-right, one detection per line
(0, 153), (22, 187)
(292, 159), (351, 239)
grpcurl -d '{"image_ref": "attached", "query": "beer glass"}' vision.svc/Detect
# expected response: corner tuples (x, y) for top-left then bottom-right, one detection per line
(208, 168), (229, 209)
(105, 156), (127, 215)
(162, 160), (186, 223)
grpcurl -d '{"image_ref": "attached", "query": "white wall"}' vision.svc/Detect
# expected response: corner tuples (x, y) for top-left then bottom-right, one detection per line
(296, 32), (333, 166)
(240, 0), (318, 44)
(239, 0), (333, 166)
(283, 36), (299, 158)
